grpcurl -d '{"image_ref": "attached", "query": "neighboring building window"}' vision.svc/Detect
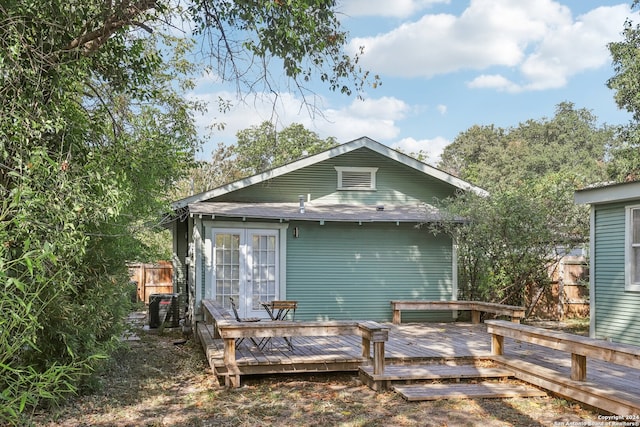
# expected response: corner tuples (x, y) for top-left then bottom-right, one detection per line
(335, 166), (378, 190)
(626, 205), (640, 292)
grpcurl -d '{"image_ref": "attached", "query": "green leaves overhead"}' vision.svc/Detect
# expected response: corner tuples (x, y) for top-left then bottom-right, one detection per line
(607, 5), (640, 182)
(188, 0), (375, 96)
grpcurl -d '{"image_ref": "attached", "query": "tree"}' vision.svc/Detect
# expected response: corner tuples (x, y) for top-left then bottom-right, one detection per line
(435, 102), (610, 315)
(430, 176), (588, 313)
(607, 3), (640, 181)
(172, 123), (338, 198)
(0, 1), (368, 423)
(438, 102), (614, 190)
(438, 124), (504, 183)
(234, 122), (338, 175)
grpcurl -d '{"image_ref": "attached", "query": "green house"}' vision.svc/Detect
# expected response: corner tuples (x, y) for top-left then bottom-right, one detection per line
(575, 180), (640, 346)
(169, 137), (486, 324)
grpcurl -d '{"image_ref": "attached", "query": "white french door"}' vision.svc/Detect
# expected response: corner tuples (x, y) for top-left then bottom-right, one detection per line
(212, 228), (279, 318)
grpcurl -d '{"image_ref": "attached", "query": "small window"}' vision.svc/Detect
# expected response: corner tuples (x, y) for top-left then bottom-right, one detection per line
(626, 205), (640, 291)
(335, 167), (378, 191)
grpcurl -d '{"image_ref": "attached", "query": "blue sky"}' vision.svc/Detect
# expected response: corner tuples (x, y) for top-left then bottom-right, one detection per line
(188, 0), (639, 165)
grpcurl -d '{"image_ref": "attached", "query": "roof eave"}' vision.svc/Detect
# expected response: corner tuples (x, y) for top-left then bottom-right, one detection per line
(574, 180), (640, 205)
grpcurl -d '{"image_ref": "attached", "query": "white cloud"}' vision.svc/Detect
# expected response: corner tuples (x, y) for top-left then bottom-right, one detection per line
(467, 74), (521, 93)
(391, 136), (450, 165)
(303, 96), (411, 142)
(338, 0), (449, 18)
(188, 80), (412, 158)
(349, 0), (634, 92)
(436, 104), (447, 115)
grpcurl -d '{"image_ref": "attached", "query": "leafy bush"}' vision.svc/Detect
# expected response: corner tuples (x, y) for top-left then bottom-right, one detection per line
(430, 176), (588, 311)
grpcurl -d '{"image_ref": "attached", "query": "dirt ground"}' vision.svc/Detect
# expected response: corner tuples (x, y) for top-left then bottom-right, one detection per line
(31, 318), (605, 427)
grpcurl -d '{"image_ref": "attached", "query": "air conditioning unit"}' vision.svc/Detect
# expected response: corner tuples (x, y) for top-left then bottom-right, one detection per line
(148, 293), (180, 328)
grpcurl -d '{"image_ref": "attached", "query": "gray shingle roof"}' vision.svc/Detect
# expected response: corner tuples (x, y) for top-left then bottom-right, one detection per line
(187, 202), (458, 223)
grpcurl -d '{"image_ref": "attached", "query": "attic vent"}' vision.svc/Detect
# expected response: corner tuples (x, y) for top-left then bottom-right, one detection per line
(335, 167), (378, 191)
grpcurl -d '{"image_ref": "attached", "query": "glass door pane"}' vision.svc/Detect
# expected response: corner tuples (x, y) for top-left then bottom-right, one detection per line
(248, 232), (278, 312)
(213, 232), (241, 310)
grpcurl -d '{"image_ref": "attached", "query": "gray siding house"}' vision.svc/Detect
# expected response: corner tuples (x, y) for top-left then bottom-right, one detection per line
(575, 180), (640, 346)
(169, 137), (486, 324)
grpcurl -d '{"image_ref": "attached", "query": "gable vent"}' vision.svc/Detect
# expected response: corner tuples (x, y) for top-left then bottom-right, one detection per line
(335, 167), (378, 191)
(342, 171), (371, 188)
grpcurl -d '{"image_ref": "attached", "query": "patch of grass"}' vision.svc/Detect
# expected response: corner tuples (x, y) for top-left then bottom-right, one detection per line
(561, 317), (590, 336)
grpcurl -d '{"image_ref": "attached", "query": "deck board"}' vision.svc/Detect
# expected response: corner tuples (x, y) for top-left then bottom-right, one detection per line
(394, 383), (547, 401)
(197, 321), (640, 413)
(360, 364), (513, 381)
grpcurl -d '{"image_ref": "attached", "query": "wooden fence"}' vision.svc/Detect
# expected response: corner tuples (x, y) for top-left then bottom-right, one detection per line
(128, 261), (173, 303)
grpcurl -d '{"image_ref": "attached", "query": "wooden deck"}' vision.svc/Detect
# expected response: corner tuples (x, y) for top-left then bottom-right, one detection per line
(198, 321), (640, 414)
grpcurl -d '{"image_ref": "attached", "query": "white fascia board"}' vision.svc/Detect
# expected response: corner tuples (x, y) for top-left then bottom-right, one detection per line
(574, 181), (640, 205)
(360, 138), (489, 196)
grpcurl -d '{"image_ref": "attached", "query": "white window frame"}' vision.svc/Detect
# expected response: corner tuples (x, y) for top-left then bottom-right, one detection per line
(625, 205), (640, 292)
(335, 166), (378, 191)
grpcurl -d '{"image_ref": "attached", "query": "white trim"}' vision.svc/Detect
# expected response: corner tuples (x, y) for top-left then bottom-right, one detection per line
(452, 242), (458, 321)
(335, 166), (378, 190)
(172, 137), (487, 209)
(589, 205), (595, 339)
(575, 181), (640, 205)
(625, 205), (640, 292)
(199, 221), (289, 318)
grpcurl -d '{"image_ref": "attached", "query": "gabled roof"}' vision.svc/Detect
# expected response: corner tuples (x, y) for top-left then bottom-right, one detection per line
(574, 180), (640, 205)
(172, 136), (487, 210)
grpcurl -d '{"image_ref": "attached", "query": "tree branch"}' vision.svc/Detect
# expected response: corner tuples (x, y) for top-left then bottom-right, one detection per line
(65, 0), (157, 54)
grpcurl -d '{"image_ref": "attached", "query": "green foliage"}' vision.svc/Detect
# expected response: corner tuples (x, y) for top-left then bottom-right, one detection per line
(0, 0), (368, 422)
(431, 176), (588, 309)
(607, 9), (640, 182)
(173, 122), (338, 197)
(608, 17), (640, 122)
(187, 0), (377, 97)
(606, 124), (640, 182)
(436, 103), (605, 312)
(234, 122), (338, 175)
(439, 102), (614, 190)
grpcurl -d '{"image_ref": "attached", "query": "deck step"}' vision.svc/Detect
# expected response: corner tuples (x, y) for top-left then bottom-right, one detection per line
(360, 364), (514, 381)
(394, 382), (547, 401)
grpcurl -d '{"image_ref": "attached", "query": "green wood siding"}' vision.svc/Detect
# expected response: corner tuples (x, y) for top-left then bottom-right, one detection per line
(214, 148), (457, 205)
(285, 222), (454, 321)
(593, 202), (640, 345)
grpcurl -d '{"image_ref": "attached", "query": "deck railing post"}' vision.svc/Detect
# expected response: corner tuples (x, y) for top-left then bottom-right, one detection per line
(571, 353), (587, 381)
(223, 338), (241, 387)
(373, 341), (385, 375)
(223, 338), (236, 366)
(471, 310), (481, 324)
(359, 321), (388, 376)
(392, 307), (401, 324)
(491, 333), (504, 355)
(361, 336), (371, 360)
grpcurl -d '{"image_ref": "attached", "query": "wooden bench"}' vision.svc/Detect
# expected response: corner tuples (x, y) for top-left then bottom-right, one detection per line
(390, 300), (525, 325)
(201, 300), (389, 387)
(486, 319), (640, 415)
